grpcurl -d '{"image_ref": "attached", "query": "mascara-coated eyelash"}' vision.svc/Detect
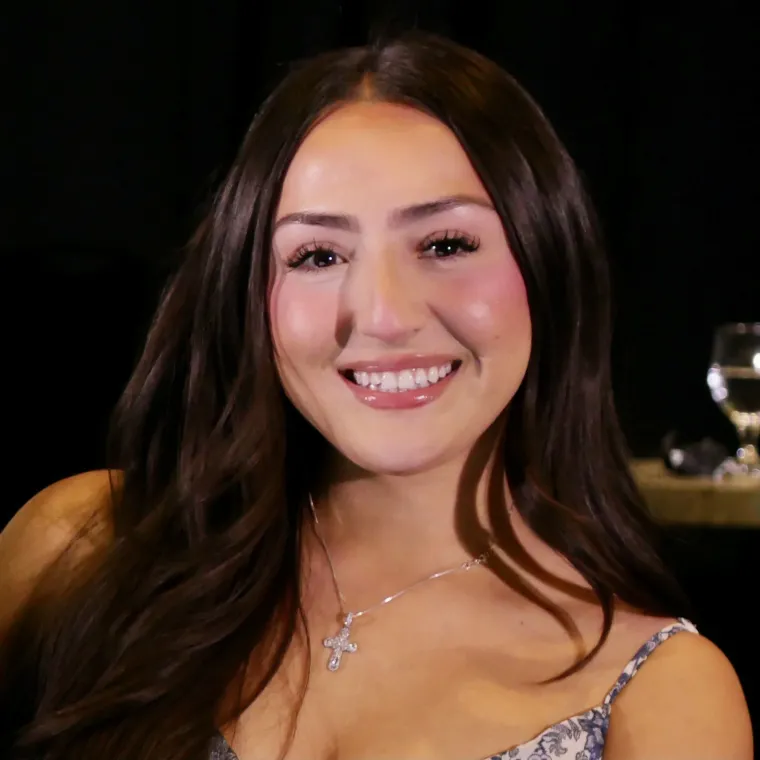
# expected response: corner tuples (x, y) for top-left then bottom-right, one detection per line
(417, 230), (480, 258)
(285, 230), (481, 271)
(285, 241), (343, 270)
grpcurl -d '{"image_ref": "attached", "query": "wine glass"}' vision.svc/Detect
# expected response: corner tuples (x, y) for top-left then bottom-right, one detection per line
(706, 322), (760, 477)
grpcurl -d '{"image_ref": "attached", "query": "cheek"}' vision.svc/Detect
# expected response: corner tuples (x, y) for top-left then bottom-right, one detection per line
(440, 258), (531, 353)
(269, 277), (338, 371)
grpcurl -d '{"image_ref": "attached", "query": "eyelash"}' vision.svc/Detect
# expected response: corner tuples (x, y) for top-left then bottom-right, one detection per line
(285, 230), (481, 271)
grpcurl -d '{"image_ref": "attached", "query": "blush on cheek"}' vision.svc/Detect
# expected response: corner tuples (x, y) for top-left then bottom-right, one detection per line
(446, 258), (531, 340)
(269, 278), (338, 362)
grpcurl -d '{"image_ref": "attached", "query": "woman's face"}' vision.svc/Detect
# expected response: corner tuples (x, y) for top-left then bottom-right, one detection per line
(269, 102), (531, 475)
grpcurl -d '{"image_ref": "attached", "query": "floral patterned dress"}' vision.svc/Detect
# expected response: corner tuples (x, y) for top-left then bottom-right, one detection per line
(209, 618), (699, 760)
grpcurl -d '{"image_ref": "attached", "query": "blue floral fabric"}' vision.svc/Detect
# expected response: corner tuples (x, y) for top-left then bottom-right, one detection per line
(212, 618), (698, 760)
(485, 618), (698, 760)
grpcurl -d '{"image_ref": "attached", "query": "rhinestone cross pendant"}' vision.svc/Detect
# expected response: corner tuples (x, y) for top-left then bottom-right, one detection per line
(323, 612), (358, 672)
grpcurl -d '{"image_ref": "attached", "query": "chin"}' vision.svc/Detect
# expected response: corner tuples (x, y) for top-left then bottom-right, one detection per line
(332, 434), (466, 477)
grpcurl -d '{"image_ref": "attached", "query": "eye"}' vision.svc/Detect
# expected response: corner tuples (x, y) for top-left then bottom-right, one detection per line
(418, 231), (480, 259)
(286, 243), (344, 271)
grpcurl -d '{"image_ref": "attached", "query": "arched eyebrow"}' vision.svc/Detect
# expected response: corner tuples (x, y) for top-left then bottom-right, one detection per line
(273, 194), (495, 233)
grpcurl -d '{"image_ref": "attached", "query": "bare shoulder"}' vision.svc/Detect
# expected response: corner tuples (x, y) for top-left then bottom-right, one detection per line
(0, 470), (121, 634)
(605, 615), (753, 759)
(2, 470), (119, 552)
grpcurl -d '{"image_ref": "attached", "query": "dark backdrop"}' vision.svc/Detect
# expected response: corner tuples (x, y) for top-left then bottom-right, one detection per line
(4, 0), (759, 732)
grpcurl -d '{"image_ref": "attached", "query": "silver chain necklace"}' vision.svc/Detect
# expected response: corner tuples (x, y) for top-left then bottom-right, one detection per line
(308, 494), (491, 672)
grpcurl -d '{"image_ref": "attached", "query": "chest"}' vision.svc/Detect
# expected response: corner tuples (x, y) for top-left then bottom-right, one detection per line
(223, 603), (621, 760)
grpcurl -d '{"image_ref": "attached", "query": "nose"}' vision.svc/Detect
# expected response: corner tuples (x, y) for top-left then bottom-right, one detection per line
(344, 249), (426, 345)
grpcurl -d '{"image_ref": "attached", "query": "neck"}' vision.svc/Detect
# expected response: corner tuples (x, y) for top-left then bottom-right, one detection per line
(305, 432), (593, 615)
(311, 433), (504, 570)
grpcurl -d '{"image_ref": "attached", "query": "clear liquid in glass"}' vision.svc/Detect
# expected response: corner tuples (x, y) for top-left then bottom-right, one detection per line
(707, 366), (760, 432)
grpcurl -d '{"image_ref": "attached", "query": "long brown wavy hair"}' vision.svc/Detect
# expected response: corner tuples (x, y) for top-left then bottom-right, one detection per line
(1, 31), (688, 760)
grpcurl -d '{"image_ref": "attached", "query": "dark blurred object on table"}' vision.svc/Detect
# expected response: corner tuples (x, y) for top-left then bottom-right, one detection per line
(660, 431), (730, 477)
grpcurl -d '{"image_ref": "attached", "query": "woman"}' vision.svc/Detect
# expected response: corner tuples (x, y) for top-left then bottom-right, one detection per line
(0, 31), (752, 760)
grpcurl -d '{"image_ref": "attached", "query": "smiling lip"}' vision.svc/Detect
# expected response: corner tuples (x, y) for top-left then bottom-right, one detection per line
(339, 361), (461, 410)
(338, 354), (459, 374)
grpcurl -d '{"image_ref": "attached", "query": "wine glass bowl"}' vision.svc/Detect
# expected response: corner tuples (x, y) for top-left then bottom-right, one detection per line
(706, 322), (760, 477)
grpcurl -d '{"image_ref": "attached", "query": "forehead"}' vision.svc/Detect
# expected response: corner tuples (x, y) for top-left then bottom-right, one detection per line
(276, 101), (488, 216)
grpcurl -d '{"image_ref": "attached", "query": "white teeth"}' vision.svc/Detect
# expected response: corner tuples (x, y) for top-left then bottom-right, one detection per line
(349, 362), (458, 392)
(414, 367), (429, 387)
(397, 369), (416, 390)
(379, 372), (398, 392)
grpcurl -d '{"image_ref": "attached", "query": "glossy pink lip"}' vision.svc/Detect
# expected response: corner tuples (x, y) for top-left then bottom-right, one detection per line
(339, 363), (460, 410)
(338, 354), (459, 373)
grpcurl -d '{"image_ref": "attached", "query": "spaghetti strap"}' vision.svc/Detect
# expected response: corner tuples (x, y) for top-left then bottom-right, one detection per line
(603, 617), (699, 706)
